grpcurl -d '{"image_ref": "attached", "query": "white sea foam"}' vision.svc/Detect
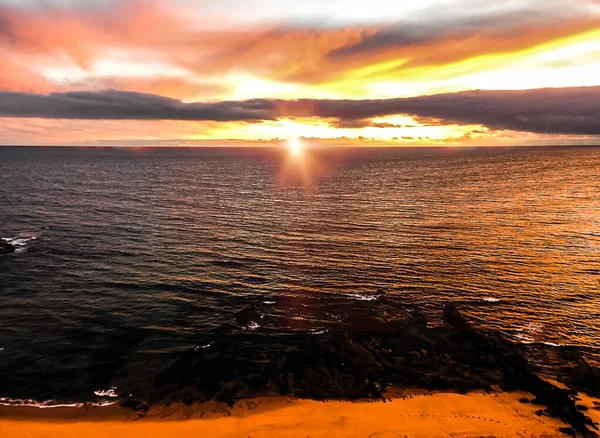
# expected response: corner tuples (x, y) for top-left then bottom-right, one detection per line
(513, 322), (544, 344)
(524, 322), (542, 333)
(310, 329), (328, 335)
(93, 387), (119, 398)
(514, 337), (568, 348)
(514, 333), (534, 344)
(541, 342), (565, 347)
(482, 297), (501, 303)
(0, 398), (116, 408)
(347, 293), (377, 301)
(2, 235), (38, 253)
(194, 341), (215, 350)
(4, 236), (37, 246)
(242, 321), (260, 330)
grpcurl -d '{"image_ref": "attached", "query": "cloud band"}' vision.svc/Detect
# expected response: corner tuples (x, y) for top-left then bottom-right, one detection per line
(1, 86), (599, 135)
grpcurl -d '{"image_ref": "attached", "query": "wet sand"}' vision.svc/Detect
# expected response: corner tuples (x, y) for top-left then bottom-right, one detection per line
(3, 390), (599, 438)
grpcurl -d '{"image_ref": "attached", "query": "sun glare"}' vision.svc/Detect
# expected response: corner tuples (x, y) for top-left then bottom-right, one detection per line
(288, 137), (303, 155)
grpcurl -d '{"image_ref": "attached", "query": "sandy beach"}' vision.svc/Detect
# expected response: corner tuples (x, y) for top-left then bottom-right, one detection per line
(2, 390), (599, 438)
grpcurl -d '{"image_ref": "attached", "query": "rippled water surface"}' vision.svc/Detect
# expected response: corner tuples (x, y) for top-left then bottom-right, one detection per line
(1, 146), (599, 402)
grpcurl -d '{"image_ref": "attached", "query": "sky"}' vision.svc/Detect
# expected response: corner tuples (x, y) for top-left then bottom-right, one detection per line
(0, 0), (599, 146)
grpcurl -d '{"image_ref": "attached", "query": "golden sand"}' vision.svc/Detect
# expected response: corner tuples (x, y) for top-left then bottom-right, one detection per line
(2, 391), (599, 438)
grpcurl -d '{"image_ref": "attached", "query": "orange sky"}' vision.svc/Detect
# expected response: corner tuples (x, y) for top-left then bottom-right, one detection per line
(0, 0), (599, 145)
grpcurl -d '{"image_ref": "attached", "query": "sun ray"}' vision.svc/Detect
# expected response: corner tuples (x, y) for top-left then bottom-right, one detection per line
(287, 137), (303, 155)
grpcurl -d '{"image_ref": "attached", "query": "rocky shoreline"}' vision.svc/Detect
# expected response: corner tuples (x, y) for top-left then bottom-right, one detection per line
(116, 304), (600, 436)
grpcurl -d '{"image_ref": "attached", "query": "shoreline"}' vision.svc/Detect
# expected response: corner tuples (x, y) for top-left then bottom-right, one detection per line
(3, 390), (599, 437)
(2, 305), (600, 435)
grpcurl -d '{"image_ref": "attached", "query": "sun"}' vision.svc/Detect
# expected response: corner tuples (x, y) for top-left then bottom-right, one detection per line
(288, 137), (303, 155)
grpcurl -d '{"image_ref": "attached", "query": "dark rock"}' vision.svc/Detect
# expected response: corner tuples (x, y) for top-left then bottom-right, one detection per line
(234, 305), (259, 326)
(0, 240), (15, 255)
(120, 398), (147, 411)
(393, 356), (406, 367)
(525, 384), (596, 436)
(410, 310), (429, 326)
(561, 357), (600, 398)
(140, 303), (600, 436)
(341, 338), (383, 375)
(559, 427), (577, 436)
(443, 303), (470, 330)
(519, 397), (530, 403)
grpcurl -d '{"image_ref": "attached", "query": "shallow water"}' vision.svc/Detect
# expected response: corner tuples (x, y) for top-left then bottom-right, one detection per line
(1, 146), (599, 403)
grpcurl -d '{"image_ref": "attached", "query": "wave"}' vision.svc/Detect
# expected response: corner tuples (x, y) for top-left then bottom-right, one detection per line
(541, 342), (566, 347)
(2, 235), (39, 253)
(345, 293), (378, 301)
(93, 387), (119, 398)
(310, 329), (328, 335)
(242, 321), (260, 331)
(514, 333), (535, 343)
(513, 333), (566, 347)
(194, 341), (215, 350)
(0, 398), (117, 408)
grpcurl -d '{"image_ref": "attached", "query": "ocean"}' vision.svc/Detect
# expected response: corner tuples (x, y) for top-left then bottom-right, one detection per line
(1, 145), (599, 405)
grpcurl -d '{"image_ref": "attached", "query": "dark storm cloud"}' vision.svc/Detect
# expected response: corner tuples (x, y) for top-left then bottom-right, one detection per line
(1, 86), (599, 135)
(0, 90), (276, 121)
(288, 87), (600, 135)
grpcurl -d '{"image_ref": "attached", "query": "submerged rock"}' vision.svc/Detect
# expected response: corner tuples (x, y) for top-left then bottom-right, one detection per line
(410, 310), (429, 327)
(443, 303), (470, 330)
(0, 240), (15, 255)
(234, 305), (259, 326)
